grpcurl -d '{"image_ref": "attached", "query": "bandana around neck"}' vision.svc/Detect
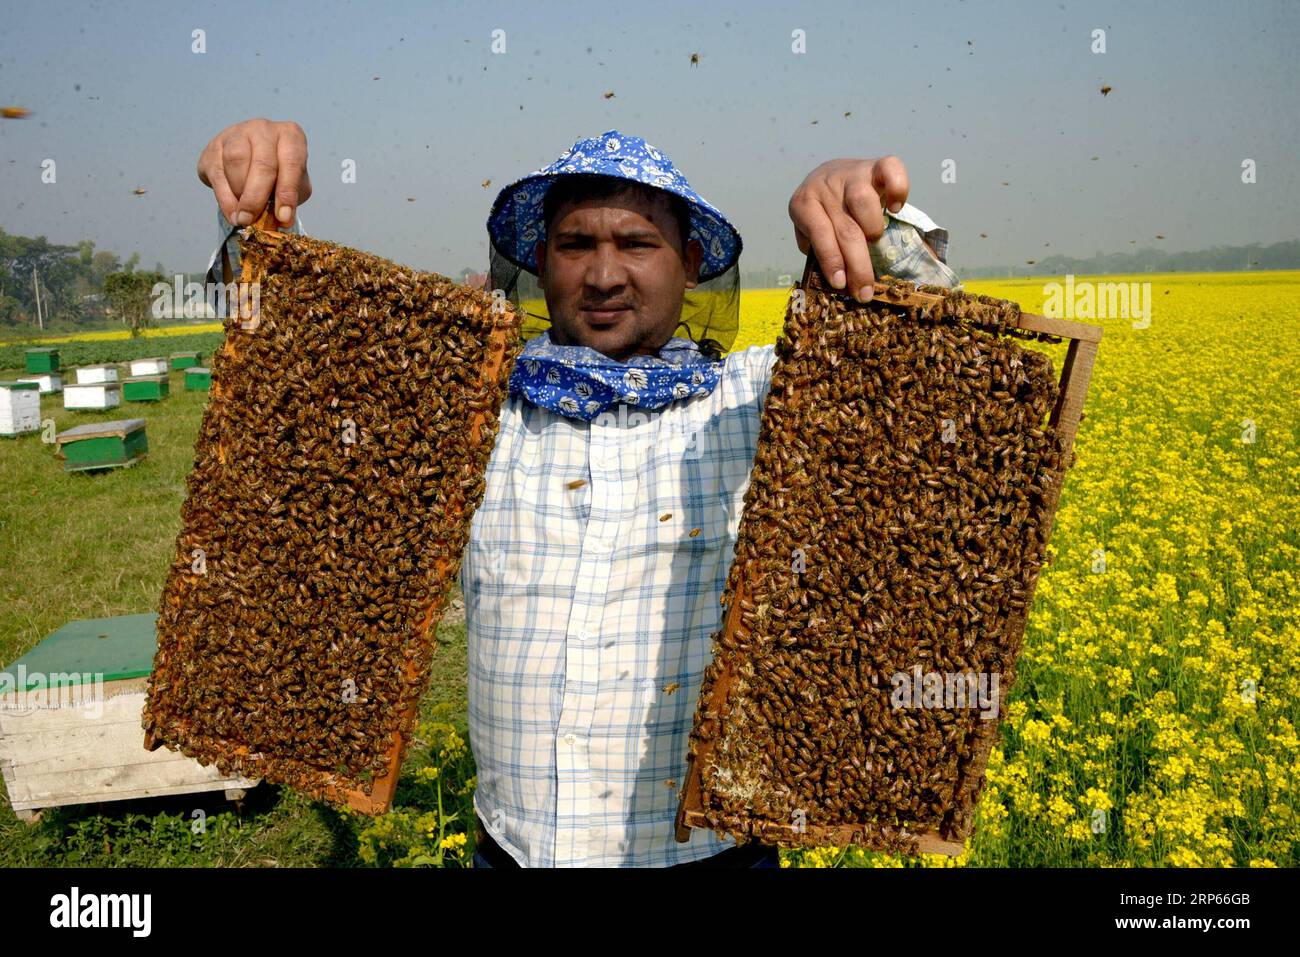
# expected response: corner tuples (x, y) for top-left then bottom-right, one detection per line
(507, 330), (723, 421)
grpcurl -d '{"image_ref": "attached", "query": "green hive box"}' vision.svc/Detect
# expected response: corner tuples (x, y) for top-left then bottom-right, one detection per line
(24, 348), (60, 373)
(170, 351), (202, 370)
(54, 418), (148, 472)
(123, 374), (170, 402)
(1, 612), (157, 691)
(184, 366), (211, 391)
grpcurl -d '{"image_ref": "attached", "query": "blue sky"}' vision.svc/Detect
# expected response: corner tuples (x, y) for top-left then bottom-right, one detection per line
(0, 0), (1296, 276)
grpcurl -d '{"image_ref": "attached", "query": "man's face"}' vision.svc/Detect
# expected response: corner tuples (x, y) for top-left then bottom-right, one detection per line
(535, 189), (703, 362)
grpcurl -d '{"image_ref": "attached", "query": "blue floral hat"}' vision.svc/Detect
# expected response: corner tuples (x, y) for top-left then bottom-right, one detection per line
(486, 131), (743, 356)
(487, 130), (742, 282)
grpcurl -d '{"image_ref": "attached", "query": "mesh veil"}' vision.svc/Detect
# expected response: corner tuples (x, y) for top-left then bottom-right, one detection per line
(487, 225), (740, 361)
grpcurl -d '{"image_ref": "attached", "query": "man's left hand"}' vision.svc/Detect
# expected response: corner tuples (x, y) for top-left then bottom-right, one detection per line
(787, 157), (910, 302)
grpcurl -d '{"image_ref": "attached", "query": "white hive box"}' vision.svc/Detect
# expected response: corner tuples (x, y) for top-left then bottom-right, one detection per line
(0, 381), (42, 437)
(75, 365), (119, 384)
(17, 373), (62, 394)
(0, 613), (259, 822)
(64, 382), (122, 411)
(128, 356), (168, 377)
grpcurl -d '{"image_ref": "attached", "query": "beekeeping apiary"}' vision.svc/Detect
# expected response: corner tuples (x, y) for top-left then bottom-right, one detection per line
(55, 418), (148, 471)
(123, 374), (170, 402)
(141, 220), (523, 814)
(0, 380), (41, 437)
(676, 258), (1100, 855)
(24, 347), (60, 373)
(75, 364), (118, 384)
(184, 366), (211, 391)
(63, 381), (121, 411)
(18, 372), (62, 394)
(128, 357), (169, 377)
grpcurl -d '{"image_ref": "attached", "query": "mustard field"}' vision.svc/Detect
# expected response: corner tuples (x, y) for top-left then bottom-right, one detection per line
(2, 272), (1294, 868)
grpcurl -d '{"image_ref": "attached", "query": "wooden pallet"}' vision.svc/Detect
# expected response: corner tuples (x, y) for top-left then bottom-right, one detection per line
(143, 207), (519, 814)
(675, 254), (1101, 854)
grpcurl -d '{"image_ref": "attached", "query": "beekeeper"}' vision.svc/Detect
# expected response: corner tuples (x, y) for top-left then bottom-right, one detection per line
(196, 118), (957, 868)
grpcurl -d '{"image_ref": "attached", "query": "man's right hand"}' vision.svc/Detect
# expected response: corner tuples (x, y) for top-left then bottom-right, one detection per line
(198, 118), (311, 229)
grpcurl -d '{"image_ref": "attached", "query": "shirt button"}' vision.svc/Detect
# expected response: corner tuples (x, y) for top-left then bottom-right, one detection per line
(576, 629), (594, 642)
(564, 733), (576, 745)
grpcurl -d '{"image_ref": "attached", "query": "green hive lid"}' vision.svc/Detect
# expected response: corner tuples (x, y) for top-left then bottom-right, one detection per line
(0, 380), (41, 390)
(171, 351), (200, 358)
(1, 612), (158, 689)
(26, 347), (58, 354)
(124, 374), (168, 383)
(186, 366), (211, 374)
(55, 418), (146, 444)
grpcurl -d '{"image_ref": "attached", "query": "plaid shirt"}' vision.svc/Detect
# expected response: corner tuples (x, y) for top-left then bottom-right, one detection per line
(462, 352), (777, 867)
(208, 199), (949, 867)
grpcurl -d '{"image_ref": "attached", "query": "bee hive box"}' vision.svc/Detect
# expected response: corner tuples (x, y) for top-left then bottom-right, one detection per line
(170, 352), (202, 371)
(18, 372), (62, 394)
(75, 365), (118, 385)
(676, 257), (1100, 855)
(25, 347), (60, 373)
(184, 367), (211, 392)
(141, 220), (522, 814)
(0, 613), (258, 823)
(123, 374), (170, 402)
(128, 357), (169, 377)
(0, 381), (42, 437)
(63, 382), (121, 411)
(55, 418), (148, 471)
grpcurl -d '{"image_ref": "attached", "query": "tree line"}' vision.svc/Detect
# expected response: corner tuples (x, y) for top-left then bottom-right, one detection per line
(953, 239), (1300, 279)
(0, 226), (182, 336)
(741, 240), (1299, 286)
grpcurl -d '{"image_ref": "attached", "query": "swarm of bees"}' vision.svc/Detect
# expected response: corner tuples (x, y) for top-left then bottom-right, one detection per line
(684, 273), (1068, 852)
(141, 229), (522, 806)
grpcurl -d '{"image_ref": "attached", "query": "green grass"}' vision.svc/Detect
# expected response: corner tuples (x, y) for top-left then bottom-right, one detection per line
(0, 371), (475, 867)
(0, 332), (225, 372)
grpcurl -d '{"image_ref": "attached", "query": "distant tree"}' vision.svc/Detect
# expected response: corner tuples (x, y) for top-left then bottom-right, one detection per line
(0, 228), (81, 327)
(91, 250), (121, 282)
(104, 270), (165, 337)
